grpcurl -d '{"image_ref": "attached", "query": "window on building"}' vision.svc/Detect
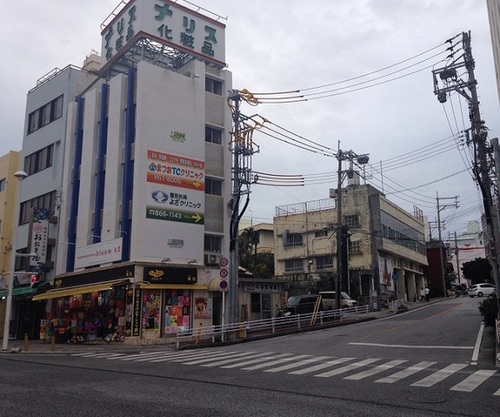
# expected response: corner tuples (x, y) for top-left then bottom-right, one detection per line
(205, 126), (223, 144)
(0, 178), (5, 192)
(24, 144), (54, 175)
(284, 232), (303, 247)
(205, 77), (223, 95)
(204, 234), (222, 253)
(285, 259), (303, 273)
(27, 95), (64, 134)
(381, 211), (425, 255)
(315, 255), (333, 270)
(19, 190), (57, 225)
(349, 240), (362, 255)
(345, 215), (360, 228)
(205, 178), (222, 195)
(314, 229), (328, 238)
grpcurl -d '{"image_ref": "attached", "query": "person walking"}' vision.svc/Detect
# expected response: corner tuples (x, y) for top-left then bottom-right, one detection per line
(424, 287), (430, 302)
(419, 288), (425, 302)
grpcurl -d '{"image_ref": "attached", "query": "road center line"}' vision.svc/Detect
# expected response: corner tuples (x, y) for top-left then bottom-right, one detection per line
(349, 342), (473, 350)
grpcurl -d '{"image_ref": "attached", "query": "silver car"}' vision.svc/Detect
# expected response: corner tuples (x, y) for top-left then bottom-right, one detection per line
(468, 283), (496, 297)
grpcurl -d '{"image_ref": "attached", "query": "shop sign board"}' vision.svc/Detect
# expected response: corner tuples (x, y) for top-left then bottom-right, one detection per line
(243, 282), (279, 293)
(144, 266), (197, 284)
(30, 208), (50, 273)
(74, 238), (123, 269)
(101, 0), (226, 67)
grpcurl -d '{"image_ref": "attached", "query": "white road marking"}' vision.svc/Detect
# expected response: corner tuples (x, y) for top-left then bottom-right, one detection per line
(411, 363), (469, 387)
(349, 342), (473, 350)
(450, 369), (497, 392)
(315, 358), (381, 378)
(344, 359), (407, 380)
(376, 361), (437, 383)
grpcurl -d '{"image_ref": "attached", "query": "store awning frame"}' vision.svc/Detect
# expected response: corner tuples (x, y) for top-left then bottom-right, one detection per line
(32, 279), (131, 301)
(137, 282), (207, 290)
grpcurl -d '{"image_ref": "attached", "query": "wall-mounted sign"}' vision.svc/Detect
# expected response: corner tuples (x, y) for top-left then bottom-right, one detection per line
(101, 0), (226, 67)
(74, 238), (123, 269)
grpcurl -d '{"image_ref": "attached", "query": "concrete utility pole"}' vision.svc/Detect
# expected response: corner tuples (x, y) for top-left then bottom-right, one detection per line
(433, 31), (500, 314)
(227, 90), (258, 325)
(335, 146), (368, 309)
(436, 192), (459, 296)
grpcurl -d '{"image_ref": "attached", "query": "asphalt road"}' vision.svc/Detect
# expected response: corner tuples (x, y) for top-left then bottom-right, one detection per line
(1, 297), (498, 416)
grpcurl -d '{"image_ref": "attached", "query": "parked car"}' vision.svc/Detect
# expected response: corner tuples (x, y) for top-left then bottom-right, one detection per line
(468, 283), (496, 297)
(319, 291), (357, 309)
(285, 294), (322, 315)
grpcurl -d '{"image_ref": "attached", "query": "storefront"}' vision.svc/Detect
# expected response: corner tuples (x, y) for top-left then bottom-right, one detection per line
(32, 264), (210, 345)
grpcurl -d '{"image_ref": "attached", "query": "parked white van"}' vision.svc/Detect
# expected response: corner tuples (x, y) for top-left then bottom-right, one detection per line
(319, 291), (357, 309)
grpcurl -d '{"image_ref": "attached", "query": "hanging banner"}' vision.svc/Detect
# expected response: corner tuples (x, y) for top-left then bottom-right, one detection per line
(30, 208), (49, 273)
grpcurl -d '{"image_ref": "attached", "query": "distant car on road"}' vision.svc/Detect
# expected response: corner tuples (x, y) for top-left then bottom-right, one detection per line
(319, 291), (357, 309)
(468, 283), (496, 297)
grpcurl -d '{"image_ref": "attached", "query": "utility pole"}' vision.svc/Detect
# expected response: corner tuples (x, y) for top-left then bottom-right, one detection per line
(335, 145), (369, 309)
(436, 192), (459, 297)
(433, 31), (500, 314)
(227, 90), (259, 326)
(454, 232), (460, 283)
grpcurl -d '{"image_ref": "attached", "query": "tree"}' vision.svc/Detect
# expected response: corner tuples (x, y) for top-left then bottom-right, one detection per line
(238, 227), (260, 270)
(461, 257), (493, 284)
(238, 228), (274, 279)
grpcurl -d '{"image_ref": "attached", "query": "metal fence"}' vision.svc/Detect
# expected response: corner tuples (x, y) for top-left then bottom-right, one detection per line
(176, 305), (371, 348)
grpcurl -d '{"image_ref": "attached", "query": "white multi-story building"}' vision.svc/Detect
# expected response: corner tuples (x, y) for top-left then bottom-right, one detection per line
(29, 0), (233, 345)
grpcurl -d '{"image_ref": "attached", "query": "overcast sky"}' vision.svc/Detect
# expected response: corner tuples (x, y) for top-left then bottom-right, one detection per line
(2, 0), (499, 238)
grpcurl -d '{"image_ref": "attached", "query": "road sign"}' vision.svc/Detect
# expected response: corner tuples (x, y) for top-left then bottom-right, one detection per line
(220, 269), (228, 278)
(220, 257), (228, 267)
(219, 279), (228, 291)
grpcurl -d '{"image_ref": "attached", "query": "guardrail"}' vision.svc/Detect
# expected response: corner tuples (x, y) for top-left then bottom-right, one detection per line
(176, 305), (371, 348)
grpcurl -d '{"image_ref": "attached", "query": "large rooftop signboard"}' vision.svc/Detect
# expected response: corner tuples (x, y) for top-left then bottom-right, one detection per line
(101, 0), (226, 67)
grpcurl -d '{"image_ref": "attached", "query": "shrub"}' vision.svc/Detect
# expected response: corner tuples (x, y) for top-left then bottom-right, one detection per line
(478, 295), (499, 327)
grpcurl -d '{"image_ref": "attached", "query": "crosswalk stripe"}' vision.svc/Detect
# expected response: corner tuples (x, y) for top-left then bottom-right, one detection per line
(172, 350), (243, 364)
(411, 363), (469, 387)
(201, 351), (276, 367)
(289, 357), (355, 375)
(494, 387), (500, 396)
(221, 353), (294, 369)
(242, 354), (312, 371)
(182, 351), (257, 366)
(264, 356), (332, 373)
(344, 359), (407, 381)
(149, 349), (227, 363)
(107, 351), (166, 361)
(450, 369), (497, 392)
(376, 361), (437, 383)
(315, 358), (381, 378)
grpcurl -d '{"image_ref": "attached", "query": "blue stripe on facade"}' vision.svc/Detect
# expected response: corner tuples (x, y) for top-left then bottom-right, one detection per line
(121, 67), (136, 261)
(92, 83), (109, 243)
(66, 96), (85, 271)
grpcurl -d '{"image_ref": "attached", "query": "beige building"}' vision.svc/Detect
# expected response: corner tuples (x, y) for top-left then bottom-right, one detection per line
(273, 183), (428, 304)
(0, 151), (21, 332)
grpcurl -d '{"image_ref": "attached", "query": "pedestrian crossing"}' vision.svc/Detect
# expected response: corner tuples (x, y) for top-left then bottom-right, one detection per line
(71, 349), (500, 396)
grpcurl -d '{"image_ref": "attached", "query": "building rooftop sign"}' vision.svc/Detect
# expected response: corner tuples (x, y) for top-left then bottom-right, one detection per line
(101, 0), (226, 68)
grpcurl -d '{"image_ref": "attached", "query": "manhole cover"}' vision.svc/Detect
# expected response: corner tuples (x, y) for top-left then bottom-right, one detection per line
(409, 396), (446, 404)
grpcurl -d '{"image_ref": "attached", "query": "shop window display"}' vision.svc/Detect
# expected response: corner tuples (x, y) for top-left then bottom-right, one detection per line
(47, 286), (129, 343)
(164, 290), (190, 334)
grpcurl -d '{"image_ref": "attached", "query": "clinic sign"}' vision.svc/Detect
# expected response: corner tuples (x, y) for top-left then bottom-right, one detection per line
(101, 0), (226, 67)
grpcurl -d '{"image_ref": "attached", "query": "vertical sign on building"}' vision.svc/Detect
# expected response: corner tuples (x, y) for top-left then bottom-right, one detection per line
(30, 208), (49, 273)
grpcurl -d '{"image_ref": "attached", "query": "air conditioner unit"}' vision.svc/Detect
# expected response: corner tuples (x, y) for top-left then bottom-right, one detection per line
(204, 253), (219, 266)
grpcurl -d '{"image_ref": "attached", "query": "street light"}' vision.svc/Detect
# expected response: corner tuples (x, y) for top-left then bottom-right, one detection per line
(2, 170), (28, 352)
